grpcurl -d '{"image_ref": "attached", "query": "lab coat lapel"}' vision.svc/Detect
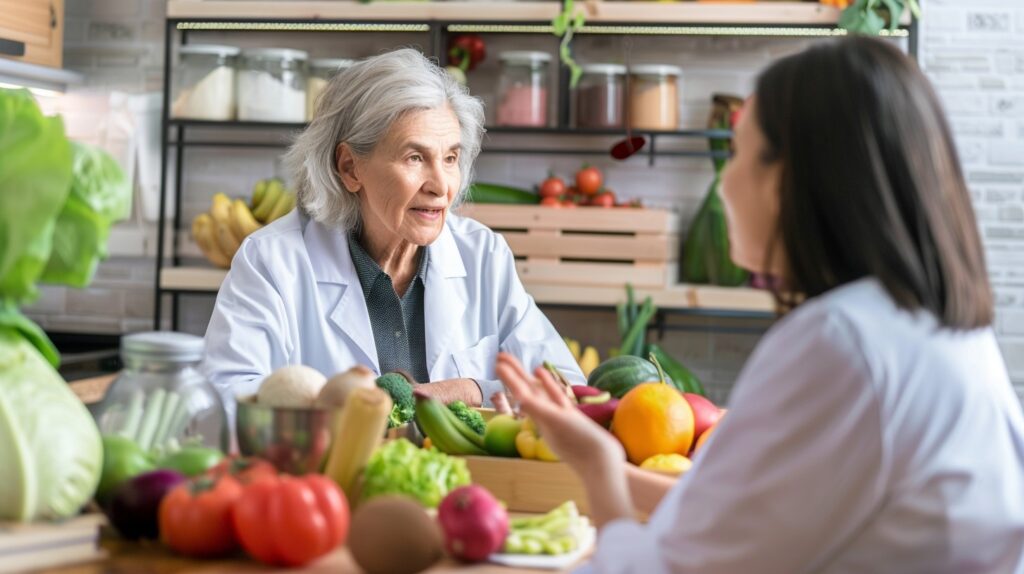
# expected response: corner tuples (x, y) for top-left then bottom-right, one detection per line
(304, 217), (379, 370)
(425, 223), (468, 380)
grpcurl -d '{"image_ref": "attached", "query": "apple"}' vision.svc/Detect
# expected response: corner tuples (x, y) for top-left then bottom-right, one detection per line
(683, 393), (722, 442)
(572, 385), (605, 401)
(483, 415), (522, 457)
(578, 398), (619, 428)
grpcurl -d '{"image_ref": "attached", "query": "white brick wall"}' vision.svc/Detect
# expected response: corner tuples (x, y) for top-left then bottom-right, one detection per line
(27, 0), (1024, 398)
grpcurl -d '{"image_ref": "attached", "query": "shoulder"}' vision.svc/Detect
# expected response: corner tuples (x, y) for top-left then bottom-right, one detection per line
(225, 210), (309, 286)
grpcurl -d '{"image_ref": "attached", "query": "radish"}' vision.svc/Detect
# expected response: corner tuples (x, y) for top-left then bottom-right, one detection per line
(437, 485), (509, 562)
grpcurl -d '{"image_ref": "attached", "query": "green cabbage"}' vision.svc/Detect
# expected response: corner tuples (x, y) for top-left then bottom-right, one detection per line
(0, 88), (129, 521)
(360, 439), (471, 508)
(0, 327), (102, 521)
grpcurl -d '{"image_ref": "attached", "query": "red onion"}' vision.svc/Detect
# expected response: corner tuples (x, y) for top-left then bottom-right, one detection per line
(107, 469), (186, 540)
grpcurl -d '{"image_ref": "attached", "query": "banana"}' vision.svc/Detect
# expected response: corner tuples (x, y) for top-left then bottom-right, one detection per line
(214, 217), (242, 260)
(579, 346), (601, 378)
(191, 213), (231, 268)
(251, 179), (268, 210)
(414, 395), (486, 456)
(210, 192), (232, 223)
(230, 198), (262, 240)
(265, 191), (296, 223)
(564, 338), (581, 362)
(253, 179), (284, 222)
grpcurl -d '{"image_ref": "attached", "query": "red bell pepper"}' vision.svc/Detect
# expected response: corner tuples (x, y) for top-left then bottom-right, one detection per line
(448, 34), (486, 72)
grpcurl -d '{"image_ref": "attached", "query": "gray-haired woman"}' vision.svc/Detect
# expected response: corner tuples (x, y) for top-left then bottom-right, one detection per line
(202, 48), (584, 415)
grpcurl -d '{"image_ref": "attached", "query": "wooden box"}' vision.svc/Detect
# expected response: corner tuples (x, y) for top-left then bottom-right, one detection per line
(459, 204), (680, 289)
(462, 455), (589, 514)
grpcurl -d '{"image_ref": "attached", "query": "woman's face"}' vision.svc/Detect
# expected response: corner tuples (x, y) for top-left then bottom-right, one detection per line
(720, 99), (785, 276)
(339, 106), (462, 247)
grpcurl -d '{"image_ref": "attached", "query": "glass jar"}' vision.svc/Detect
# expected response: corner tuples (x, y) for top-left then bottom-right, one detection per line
(306, 58), (355, 121)
(171, 45), (239, 121)
(575, 63), (626, 130)
(237, 48), (309, 123)
(629, 64), (682, 131)
(93, 332), (228, 455)
(496, 51), (551, 127)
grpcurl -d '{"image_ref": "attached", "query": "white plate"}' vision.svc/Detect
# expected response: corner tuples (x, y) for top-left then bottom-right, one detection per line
(488, 526), (596, 570)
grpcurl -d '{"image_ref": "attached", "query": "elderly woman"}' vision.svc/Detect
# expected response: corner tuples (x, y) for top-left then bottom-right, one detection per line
(202, 48), (584, 412)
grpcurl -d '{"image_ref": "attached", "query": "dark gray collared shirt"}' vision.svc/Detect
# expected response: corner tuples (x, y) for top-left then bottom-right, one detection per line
(348, 233), (430, 383)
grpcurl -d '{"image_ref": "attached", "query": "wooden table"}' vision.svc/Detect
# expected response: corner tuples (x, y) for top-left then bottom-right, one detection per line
(38, 536), (582, 573)
(68, 373), (117, 405)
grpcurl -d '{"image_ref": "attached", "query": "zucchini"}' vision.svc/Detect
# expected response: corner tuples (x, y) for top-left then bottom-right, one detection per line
(587, 355), (668, 399)
(647, 343), (705, 396)
(466, 183), (539, 205)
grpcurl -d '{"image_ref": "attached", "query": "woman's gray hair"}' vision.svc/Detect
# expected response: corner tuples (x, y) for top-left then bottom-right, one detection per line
(285, 48), (485, 230)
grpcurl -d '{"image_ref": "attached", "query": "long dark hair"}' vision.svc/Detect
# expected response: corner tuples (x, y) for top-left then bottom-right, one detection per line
(755, 37), (992, 329)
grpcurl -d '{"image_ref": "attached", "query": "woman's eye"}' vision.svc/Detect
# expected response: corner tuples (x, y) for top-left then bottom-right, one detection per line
(445, 155), (458, 165)
(409, 155), (423, 163)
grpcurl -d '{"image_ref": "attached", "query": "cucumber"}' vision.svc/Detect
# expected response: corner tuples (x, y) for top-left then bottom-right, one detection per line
(466, 183), (539, 205)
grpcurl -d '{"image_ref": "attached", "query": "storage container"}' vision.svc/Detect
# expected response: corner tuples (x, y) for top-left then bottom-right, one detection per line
(575, 63), (626, 129)
(629, 64), (682, 131)
(496, 51), (552, 127)
(306, 58), (355, 121)
(237, 48), (308, 123)
(93, 332), (229, 454)
(170, 45), (239, 121)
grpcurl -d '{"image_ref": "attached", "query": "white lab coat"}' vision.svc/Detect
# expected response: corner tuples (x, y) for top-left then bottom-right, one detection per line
(201, 210), (584, 415)
(580, 278), (1024, 574)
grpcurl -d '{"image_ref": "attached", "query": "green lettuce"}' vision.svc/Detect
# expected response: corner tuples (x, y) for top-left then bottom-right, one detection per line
(360, 439), (471, 508)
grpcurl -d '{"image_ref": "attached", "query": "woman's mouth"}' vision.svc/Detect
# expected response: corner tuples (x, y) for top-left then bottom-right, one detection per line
(411, 207), (444, 221)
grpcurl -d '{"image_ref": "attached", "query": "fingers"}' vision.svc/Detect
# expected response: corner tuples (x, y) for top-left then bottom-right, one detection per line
(534, 367), (575, 409)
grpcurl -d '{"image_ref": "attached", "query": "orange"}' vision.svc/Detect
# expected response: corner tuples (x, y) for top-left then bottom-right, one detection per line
(611, 383), (695, 465)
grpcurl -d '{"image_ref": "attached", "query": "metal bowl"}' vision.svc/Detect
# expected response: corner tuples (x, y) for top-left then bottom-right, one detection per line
(235, 397), (337, 475)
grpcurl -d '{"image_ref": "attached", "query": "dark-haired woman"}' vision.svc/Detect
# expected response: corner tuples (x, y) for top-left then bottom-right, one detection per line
(497, 37), (1024, 573)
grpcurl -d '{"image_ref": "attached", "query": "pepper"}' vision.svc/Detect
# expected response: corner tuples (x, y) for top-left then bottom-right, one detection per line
(448, 34), (486, 72)
(515, 419), (559, 462)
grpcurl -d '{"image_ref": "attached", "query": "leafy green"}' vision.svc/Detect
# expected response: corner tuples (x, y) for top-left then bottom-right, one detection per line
(0, 327), (103, 521)
(447, 401), (485, 435)
(552, 0), (585, 88)
(40, 141), (131, 287)
(0, 89), (73, 304)
(360, 439), (471, 508)
(838, 0), (921, 35)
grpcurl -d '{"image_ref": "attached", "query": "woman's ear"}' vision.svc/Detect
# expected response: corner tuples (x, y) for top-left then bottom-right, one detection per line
(336, 142), (361, 194)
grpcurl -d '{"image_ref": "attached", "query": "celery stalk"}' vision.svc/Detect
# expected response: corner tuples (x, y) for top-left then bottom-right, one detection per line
(151, 391), (181, 452)
(136, 389), (166, 451)
(165, 396), (191, 445)
(119, 390), (145, 441)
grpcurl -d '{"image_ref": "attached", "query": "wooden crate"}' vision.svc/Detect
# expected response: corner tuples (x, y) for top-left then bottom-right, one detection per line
(459, 204), (679, 289)
(463, 455), (589, 514)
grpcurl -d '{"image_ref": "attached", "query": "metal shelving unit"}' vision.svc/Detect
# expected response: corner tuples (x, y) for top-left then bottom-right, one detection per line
(154, 2), (917, 331)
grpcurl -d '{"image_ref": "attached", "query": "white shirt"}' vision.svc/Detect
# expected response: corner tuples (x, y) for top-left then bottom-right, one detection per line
(582, 278), (1024, 574)
(201, 211), (584, 414)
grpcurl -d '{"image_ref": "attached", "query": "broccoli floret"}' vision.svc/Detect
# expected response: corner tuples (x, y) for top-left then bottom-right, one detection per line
(447, 401), (486, 435)
(376, 372), (416, 429)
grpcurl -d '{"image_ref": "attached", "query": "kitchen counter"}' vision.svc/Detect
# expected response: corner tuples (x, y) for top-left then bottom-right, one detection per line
(38, 533), (582, 574)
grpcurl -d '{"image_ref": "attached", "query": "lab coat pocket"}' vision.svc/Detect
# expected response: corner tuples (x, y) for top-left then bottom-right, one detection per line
(452, 334), (500, 381)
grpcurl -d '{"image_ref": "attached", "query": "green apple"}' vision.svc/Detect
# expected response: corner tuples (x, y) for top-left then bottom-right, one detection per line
(484, 415), (522, 457)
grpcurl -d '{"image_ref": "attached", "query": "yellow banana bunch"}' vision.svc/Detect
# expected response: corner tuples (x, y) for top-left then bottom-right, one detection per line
(563, 337), (600, 377)
(191, 179), (298, 269)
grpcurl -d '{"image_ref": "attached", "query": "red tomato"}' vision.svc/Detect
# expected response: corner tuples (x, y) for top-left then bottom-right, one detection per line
(159, 475), (244, 558)
(232, 474), (349, 567)
(591, 190), (616, 208)
(561, 199), (578, 208)
(575, 166), (603, 196)
(539, 177), (566, 199)
(205, 456), (277, 484)
(540, 196), (562, 207)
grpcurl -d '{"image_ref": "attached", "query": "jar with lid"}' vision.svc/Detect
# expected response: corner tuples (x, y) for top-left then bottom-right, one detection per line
(93, 332), (228, 457)
(496, 51), (552, 128)
(629, 65), (682, 131)
(237, 48), (309, 123)
(171, 45), (239, 121)
(575, 63), (627, 130)
(306, 58), (355, 121)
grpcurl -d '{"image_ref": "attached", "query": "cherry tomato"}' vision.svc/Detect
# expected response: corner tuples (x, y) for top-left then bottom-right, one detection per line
(591, 190), (616, 208)
(232, 474), (350, 567)
(160, 475), (243, 558)
(540, 196), (562, 207)
(575, 166), (603, 196)
(539, 177), (566, 199)
(561, 199), (578, 208)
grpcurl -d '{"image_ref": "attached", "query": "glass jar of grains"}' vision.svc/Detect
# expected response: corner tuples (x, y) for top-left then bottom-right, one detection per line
(237, 48), (309, 123)
(496, 51), (552, 128)
(306, 58), (355, 121)
(575, 63), (627, 130)
(171, 45), (240, 121)
(628, 64), (682, 131)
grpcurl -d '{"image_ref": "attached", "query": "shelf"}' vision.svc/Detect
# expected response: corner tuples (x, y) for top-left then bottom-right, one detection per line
(160, 265), (775, 315)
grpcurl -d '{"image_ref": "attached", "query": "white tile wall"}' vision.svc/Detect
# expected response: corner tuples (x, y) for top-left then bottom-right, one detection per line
(26, 0), (1024, 401)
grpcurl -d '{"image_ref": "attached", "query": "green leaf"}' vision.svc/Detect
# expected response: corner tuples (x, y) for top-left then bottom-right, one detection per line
(552, 13), (568, 36)
(907, 0), (922, 19)
(878, 0), (903, 31)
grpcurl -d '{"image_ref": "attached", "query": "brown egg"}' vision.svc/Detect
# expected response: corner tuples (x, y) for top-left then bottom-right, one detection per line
(349, 496), (444, 574)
